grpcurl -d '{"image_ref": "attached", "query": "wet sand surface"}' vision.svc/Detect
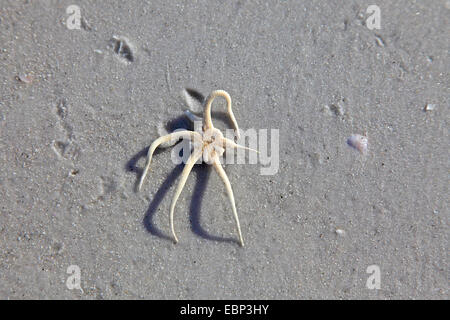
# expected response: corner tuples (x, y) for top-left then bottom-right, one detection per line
(0, 0), (448, 299)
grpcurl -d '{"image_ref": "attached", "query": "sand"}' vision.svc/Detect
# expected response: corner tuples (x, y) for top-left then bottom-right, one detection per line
(0, 0), (448, 299)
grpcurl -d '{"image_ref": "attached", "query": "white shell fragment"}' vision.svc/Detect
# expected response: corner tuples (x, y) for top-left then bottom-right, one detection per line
(18, 73), (33, 84)
(335, 229), (346, 236)
(347, 134), (368, 154)
(424, 104), (436, 111)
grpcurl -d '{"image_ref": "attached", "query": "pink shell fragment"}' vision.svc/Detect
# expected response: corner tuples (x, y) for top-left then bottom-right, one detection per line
(347, 134), (368, 154)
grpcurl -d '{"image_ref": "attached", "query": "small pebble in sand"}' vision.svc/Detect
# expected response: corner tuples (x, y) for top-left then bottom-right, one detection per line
(347, 134), (368, 154)
(335, 229), (346, 236)
(17, 73), (33, 84)
(424, 104), (436, 111)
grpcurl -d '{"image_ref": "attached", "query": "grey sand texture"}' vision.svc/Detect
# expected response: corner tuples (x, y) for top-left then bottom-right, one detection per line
(0, 0), (448, 299)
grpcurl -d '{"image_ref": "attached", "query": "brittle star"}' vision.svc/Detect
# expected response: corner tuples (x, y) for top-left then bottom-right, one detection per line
(138, 90), (258, 246)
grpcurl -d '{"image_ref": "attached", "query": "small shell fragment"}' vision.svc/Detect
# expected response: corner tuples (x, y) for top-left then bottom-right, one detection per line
(17, 73), (33, 84)
(424, 104), (436, 111)
(335, 229), (346, 236)
(347, 134), (368, 154)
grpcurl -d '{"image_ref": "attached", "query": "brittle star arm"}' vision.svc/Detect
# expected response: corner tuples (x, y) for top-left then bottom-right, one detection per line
(138, 130), (201, 191)
(222, 137), (259, 153)
(203, 90), (240, 139)
(212, 155), (245, 247)
(169, 148), (203, 243)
